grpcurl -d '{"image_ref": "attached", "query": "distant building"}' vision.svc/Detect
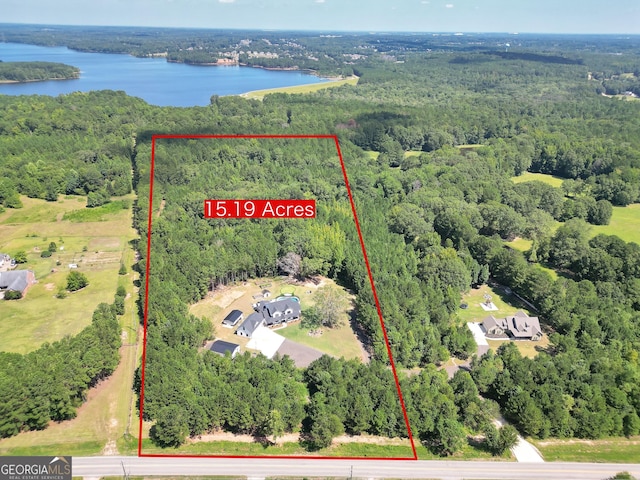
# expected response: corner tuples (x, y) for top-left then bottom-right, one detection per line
(481, 311), (542, 341)
(222, 309), (243, 327)
(0, 270), (36, 298)
(0, 253), (9, 267)
(209, 340), (240, 358)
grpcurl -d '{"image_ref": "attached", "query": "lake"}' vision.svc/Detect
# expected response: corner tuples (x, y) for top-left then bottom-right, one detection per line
(0, 42), (329, 107)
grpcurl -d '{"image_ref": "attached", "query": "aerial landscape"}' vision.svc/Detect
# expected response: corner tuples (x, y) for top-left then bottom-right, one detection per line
(0, 1), (640, 479)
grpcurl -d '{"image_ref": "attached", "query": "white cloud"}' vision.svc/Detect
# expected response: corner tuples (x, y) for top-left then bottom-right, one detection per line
(315, 0), (326, 3)
(421, 0), (430, 3)
(218, 0), (235, 3)
(445, 3), (454, 7)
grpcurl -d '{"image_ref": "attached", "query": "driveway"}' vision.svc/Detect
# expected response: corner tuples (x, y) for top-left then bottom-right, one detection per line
(467, 322), (489, 356)
(494, 415), (545, 462)
(246, 325), (285, 359)
(276, 339), (324, 368)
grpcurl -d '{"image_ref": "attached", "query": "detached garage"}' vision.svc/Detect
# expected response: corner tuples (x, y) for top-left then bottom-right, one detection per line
(209, 340), (240, 359)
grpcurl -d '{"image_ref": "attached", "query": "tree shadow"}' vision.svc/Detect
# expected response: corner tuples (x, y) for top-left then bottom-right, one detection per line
(348, 308), (373, 362)
(251, 434), (274, 449)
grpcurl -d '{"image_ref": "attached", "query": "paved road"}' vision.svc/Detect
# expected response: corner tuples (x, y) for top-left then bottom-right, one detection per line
(74, 456), (640, 480)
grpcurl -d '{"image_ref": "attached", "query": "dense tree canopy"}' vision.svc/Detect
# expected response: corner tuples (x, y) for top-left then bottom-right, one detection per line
(1, 29), (639, 453)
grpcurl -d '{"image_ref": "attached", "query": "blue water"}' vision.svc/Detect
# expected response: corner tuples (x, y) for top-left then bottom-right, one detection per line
(0, 42), (329, 107)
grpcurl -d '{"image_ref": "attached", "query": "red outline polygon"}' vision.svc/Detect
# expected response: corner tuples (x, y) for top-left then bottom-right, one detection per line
(139, 134), (418, 461)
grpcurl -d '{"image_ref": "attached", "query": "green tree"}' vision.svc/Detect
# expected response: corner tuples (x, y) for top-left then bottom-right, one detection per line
(312, 286), (349, 328)
(266, 409), (285, 444)
(66, 271), (89, 291)
(13, 251), (27, 263)
(3, 290), (22, 300)
(150, 405), (189, 447)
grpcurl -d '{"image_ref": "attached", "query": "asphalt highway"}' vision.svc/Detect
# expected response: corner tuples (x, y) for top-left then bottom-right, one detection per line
(73, 456), (640, 480)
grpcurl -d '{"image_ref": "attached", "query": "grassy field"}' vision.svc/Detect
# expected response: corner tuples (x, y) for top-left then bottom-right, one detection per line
(457, 285), (533, 324)
(486, 336), (550, 359)
(505, 237), (533, 252)
(511, 172), (565, 188)
(135, 436), (507, 460)
(136, 438), (413, 457)
(241, 76), (358, 100)
(590, 204), (640, 244)
(0, 195), (136, 354)
(277, 319), (363, 361)
(0, 194), (141, 456)
(531, 436), (640, 463)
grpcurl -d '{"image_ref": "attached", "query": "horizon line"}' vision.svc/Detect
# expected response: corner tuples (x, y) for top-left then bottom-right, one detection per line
(2, 22), (640, 37)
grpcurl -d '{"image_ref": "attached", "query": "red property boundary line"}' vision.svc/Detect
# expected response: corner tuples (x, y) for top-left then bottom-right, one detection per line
(138, 134), (418, 461)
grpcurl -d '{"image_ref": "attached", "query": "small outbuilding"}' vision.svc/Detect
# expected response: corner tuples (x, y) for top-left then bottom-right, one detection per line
(209, 340), (240, 358)
(222, 309), (244, 327)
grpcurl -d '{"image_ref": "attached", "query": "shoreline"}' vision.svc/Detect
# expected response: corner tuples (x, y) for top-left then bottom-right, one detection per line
(239, 75), (359, 99)
(0, 75), (80, 84)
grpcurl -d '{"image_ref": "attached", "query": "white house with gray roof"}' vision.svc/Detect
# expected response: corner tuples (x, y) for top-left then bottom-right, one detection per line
(235, 296), (301, 339)
(481, 310), (542, 341)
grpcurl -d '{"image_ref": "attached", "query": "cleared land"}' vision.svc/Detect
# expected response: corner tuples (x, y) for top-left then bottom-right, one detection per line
(531, 436), (640, 463)
(511, 172), (565, 188)
(191, 276), (364, 361)
(241, 76), (358, 100)
(505, 237), (533, 252)
(590, 204), (640, 244)
(0, 195), (136, 353)
(459, 285), (548, 358)
(131, 436), (507, 460)
(0, 195), (141, 456)
(458, 285), (534, 324)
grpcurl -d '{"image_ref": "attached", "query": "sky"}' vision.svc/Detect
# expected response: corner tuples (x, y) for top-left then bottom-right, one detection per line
(2, 0), (640, 34)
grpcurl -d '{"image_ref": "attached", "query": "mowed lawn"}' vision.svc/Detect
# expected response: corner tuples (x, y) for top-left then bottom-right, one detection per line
(511, 172), (565, 188)
(241, 76), (358, 100)
(458, 284), (533, 324)
(590, 204), (640, 244)
(0, 195), (136, 354)
(531, 436), (640, 463)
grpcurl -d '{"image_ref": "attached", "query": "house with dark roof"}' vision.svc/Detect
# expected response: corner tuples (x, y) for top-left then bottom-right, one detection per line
(481, 310), (542, 341)
(222, 309), (243, 327)
(256, 298), (301, 327)
(209, 340), (240, 358)
(235, 297), (302, 339)
(0, 270), (36, 299)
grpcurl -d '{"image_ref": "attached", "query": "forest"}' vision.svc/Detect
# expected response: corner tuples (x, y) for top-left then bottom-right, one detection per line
(0, 302), (121, 438)
(0, 61), (80, 83)
(0, 28), (639, 455)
